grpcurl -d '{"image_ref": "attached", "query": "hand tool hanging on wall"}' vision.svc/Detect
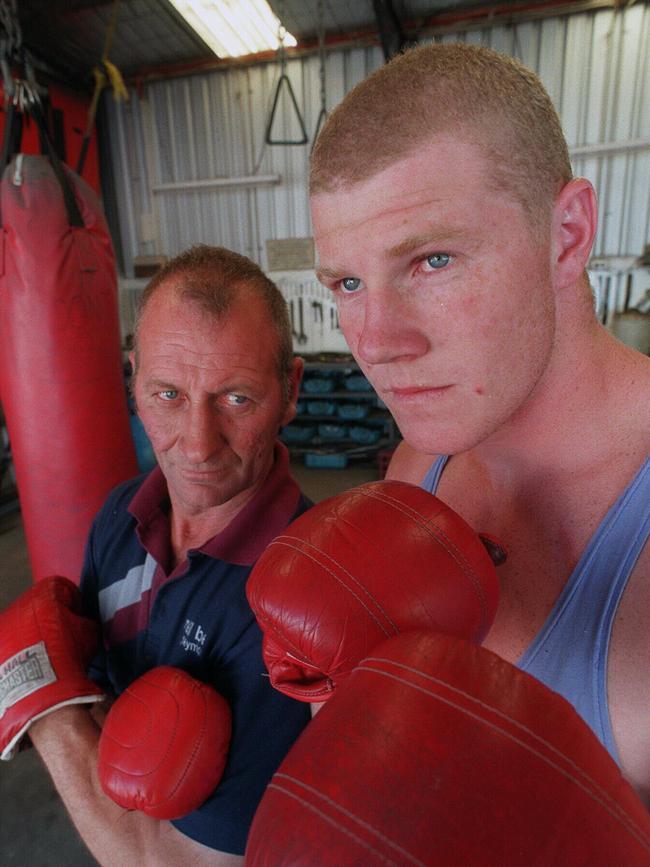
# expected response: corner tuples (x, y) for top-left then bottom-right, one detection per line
(289, 297), (299, 342)
(0, 53), (138, 584)
(312, 300), (324, 338)
(297, 295), (308, 344)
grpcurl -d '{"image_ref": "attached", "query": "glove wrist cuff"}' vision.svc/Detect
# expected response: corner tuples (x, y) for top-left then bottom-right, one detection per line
(1, 694), (106, 760)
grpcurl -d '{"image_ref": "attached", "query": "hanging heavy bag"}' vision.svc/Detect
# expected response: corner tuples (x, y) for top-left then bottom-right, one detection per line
(0, 102), (138, 584)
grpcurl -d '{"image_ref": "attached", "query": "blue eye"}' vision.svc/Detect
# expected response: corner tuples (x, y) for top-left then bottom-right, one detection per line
(424, 253), (451, 270)
(158, 389), (179, 400)
(340, 277), (361, 293)
(225, 394), (248, 406)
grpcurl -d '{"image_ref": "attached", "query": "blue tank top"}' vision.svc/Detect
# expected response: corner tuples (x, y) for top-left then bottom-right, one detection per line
(421, 454), (650, 763)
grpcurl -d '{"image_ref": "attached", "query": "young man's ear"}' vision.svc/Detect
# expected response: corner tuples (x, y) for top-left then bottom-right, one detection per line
(550, 178), (598, 290)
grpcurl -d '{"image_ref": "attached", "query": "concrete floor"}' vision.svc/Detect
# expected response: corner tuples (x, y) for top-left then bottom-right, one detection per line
(0, 460), (378, 866)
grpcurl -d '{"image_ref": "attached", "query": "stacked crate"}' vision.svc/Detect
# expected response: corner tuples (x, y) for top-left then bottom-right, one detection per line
(281, 363), (398, 469)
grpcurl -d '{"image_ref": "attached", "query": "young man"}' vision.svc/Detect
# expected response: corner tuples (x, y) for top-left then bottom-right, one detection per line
(310, 43), (650, 805)
(2, 246), (312, 863)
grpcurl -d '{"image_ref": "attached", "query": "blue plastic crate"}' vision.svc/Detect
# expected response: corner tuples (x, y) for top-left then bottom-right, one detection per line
(280, 425), (316, 443)
(318, 423), (347, 441)
(344, 374), (373, 392)
(350, 426), (381, 445)
(307, 400), (337, 416)
(302, 377), (335, 394)
(304, 452), (349, 469)
(337, 403), (369, 420)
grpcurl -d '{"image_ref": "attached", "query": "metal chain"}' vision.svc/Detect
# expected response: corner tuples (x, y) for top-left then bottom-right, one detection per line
(318, 0), (326, 112)
(276, 0), (287, 71)
(0, 0), (21, 58)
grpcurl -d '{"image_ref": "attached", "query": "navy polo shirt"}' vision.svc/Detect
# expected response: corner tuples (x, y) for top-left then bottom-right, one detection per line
(80, 443), (312, 854)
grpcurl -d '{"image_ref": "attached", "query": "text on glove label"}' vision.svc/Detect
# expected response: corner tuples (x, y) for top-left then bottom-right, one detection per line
(0, 642), (56, 717)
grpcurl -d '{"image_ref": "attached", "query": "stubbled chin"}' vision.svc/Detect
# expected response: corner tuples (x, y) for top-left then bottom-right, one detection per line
(168, 468), (239, 503)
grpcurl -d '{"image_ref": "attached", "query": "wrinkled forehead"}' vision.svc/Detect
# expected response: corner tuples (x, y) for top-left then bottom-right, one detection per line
(134, 278), (275, 359)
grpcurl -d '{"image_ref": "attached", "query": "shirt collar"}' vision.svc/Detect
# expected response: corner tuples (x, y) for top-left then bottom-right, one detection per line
(128, 442), (302, 567)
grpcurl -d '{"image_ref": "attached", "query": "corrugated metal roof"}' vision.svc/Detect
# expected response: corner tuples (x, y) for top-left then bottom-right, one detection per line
(16, 0), (605, 87)
(18, 0), (214, 83)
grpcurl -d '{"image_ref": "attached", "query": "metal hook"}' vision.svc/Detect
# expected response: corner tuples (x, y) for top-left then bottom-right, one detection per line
(264, 3), (308, 146)
(310, 0), (328, 152)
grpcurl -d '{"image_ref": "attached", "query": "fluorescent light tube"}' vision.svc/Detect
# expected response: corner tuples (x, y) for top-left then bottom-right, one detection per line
(170, 0), (297, 58)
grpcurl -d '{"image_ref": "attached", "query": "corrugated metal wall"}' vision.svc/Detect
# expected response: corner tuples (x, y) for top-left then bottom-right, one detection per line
(107, 3), (650, 278)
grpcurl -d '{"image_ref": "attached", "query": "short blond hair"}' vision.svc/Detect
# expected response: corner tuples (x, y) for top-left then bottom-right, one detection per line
(310, 42), (572, 225)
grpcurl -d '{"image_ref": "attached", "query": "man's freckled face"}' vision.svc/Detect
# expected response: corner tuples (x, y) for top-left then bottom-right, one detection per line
(132, 287), (294, 517)
(311, 137), (556, 455)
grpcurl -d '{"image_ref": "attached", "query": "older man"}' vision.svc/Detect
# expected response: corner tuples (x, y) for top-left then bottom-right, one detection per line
(309, 43), (650, 805)
(0, 245), (312, 864)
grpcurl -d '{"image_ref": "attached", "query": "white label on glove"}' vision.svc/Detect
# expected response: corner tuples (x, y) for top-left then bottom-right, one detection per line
(0, 642), (56, 718)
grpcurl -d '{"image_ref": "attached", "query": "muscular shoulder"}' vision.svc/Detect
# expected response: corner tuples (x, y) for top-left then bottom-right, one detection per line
(385, 440), (437, 485)
(609, 541), (650, 806)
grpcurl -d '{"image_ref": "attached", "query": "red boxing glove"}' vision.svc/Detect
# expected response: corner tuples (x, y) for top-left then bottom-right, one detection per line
(0, 575), (104, 760)
(246, 631), (650, 866)
(98, 666), (232, 820)
(246, 480), (500, 702)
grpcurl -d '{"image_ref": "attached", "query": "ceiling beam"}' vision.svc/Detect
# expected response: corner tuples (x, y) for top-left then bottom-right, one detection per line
(371, 0), (411, 60)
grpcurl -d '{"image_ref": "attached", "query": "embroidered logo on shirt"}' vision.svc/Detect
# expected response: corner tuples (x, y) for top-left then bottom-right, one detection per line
(180, 619), (207, 656)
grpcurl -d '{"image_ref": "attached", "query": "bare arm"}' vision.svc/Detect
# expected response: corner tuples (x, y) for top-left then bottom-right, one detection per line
(29, 706), (243, 867)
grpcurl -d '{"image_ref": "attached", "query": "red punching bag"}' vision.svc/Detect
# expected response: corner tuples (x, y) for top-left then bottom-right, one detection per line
(0, 116), (138, 583)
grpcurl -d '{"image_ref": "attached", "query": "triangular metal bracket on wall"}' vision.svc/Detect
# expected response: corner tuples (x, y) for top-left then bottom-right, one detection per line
(264, 71), (309, 146)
